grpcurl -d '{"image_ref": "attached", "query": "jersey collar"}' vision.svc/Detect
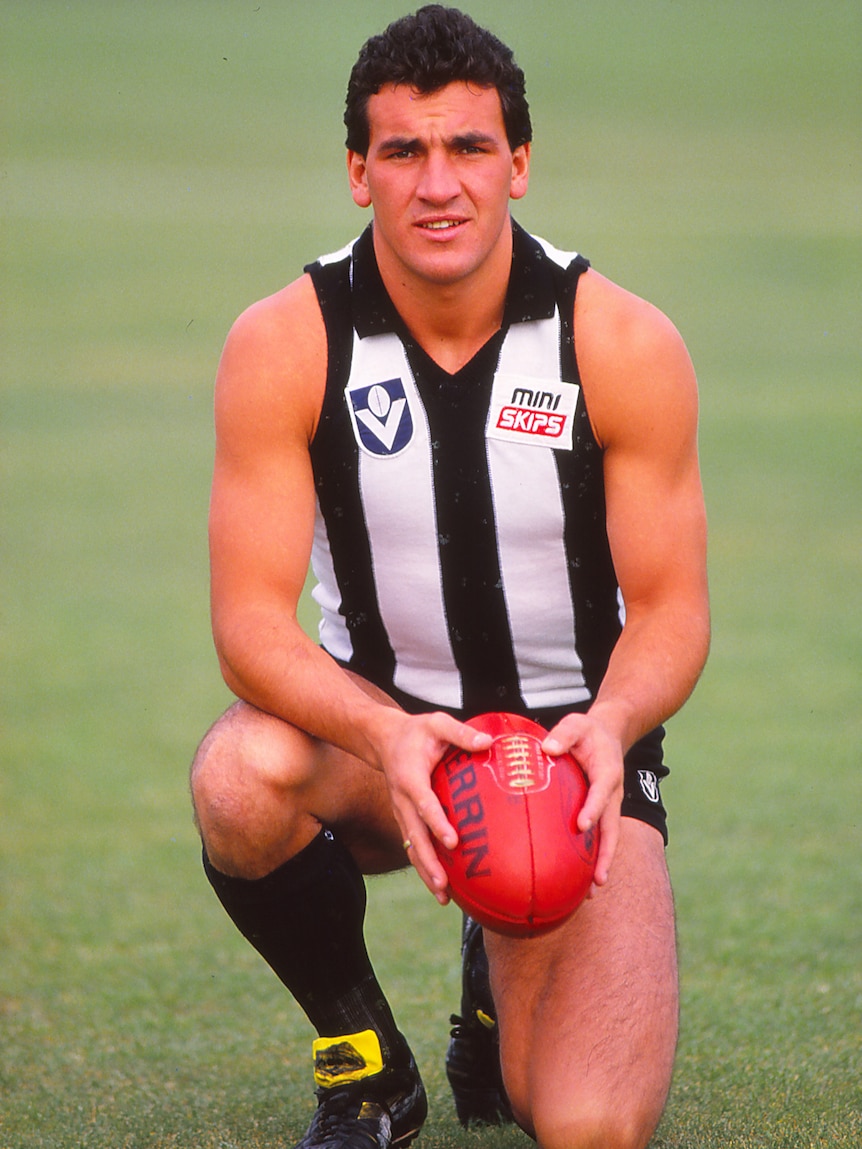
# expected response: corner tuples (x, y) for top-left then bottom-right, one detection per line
(350, 219), (559, 339)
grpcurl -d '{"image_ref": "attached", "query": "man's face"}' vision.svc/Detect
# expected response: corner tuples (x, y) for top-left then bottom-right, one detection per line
(347, 81), (530, 289)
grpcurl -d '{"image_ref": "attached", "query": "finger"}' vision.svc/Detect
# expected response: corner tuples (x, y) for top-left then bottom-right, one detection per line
(591, 805), (620, 888)
(400, 715), (487, 849)
(392, 772), (458, 845)
(430, 712), (493, 754)
(542, 718), (620, 829)
(400, 820), (451, 904)
(420, 786), (460, 850)
(390, 783), (456, 891)
(414, 852), (451, 905)
(577, 777), (609, 834)
(541, 712), (588, 757)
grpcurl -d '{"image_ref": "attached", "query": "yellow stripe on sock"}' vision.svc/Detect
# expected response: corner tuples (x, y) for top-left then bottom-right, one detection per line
(312, 1029), (384, 1088)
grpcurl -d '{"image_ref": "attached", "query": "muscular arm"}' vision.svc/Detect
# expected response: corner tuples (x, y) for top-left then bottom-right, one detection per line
(545, 270), (710, 882)
(208, 276), (488, 895)
(210, 276), (383, 761)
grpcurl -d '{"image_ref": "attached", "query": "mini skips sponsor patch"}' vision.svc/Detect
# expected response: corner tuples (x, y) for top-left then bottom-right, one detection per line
(487, 373), (579, 450)
(346, 377), (414, 457)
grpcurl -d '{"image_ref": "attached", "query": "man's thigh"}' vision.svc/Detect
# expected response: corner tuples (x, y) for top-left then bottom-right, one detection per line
(485, 818), (678, 1147)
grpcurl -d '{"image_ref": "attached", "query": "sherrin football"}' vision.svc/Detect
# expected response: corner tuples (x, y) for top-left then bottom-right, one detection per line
(431, 712), (598, 937)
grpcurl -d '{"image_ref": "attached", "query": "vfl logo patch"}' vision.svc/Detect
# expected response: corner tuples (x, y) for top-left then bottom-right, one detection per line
(347, 378), (414, 457)
(638, 770), (661, 804)
(487, 373), (579, 450)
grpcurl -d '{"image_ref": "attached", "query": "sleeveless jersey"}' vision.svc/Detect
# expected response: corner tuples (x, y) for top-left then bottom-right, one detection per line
(304, 222), (624, 718)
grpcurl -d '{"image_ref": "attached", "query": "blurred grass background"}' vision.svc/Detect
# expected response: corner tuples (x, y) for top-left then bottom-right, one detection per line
(2, 2), (860, 1145)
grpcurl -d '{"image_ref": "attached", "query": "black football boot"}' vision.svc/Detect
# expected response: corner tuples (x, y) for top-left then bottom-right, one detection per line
(445, 916), (513, 1127)
(291, 1029), (427, 1148)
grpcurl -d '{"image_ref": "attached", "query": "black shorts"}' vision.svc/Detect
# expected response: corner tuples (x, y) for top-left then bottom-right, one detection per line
(381, 684), (670, 845)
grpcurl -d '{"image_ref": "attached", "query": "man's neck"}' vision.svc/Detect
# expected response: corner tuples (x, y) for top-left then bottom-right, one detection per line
(372, 225), (514, 375)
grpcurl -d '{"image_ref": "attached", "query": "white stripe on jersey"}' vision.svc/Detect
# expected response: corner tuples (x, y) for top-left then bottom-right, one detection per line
(311, 511), (353, 661)
(349, 331), (463, 708)
(315, 238), (360, 268)
(487, 317), (589, 708)
(532, 235), (582, 270)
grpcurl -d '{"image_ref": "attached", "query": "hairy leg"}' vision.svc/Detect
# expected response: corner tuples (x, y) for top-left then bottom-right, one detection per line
(190, 687), (407, 878)
(486, 819), (678, 1149)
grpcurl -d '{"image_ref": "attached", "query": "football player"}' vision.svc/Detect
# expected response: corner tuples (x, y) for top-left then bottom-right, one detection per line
(191, 7), (709, 1147)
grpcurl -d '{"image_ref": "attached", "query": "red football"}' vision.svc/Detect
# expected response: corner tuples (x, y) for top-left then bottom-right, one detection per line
(431, 712), (598, 937)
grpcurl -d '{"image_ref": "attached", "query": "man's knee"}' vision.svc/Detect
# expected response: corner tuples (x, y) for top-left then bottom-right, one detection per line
(193, 698), (308, 789)
(500, 1022), (671, 1149)
(526, 1094), (665, 1149)
(192, 704), (260, 812)
(190, 701), (314, 875)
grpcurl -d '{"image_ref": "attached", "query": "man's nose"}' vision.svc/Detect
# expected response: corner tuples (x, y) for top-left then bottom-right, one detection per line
(416, 150), (460, 202)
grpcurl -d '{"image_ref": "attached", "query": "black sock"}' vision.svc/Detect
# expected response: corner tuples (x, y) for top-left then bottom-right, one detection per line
(202, 828), (407, 1067)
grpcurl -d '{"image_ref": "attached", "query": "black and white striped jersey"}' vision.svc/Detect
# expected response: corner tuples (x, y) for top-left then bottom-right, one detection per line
(304, 222), (624, 718)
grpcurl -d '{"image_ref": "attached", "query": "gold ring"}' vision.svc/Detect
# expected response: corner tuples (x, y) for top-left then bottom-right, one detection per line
(402, 839), (413, 851)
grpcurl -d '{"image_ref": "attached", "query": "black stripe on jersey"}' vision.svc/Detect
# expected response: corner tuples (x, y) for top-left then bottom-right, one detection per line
(405, 335), (525, 715)
(554, 259), (622, 697)
(306, 256), (396, 687)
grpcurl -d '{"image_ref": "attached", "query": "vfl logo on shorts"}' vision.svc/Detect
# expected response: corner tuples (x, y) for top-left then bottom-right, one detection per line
(346, 378), (414, 457)
(638, 770), (661, 804)
(487, 373), (579, 450)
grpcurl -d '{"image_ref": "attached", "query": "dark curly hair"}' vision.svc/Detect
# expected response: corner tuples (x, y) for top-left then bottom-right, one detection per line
(344, 5), (532, 154)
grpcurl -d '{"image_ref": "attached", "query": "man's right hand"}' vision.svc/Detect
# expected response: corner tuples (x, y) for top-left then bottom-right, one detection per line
(374, 709), (492, 903)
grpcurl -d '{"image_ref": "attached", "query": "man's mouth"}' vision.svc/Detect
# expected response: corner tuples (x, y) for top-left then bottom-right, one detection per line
(418, 219), (462, 230)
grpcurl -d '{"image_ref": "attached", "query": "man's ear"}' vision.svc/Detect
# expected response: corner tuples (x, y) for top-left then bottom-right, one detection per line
(509, 142), (531, 201)
(347, 151), (372, 208)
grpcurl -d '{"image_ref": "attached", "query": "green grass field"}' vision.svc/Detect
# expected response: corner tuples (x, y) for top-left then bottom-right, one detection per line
(2, 2), (860, 1145)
